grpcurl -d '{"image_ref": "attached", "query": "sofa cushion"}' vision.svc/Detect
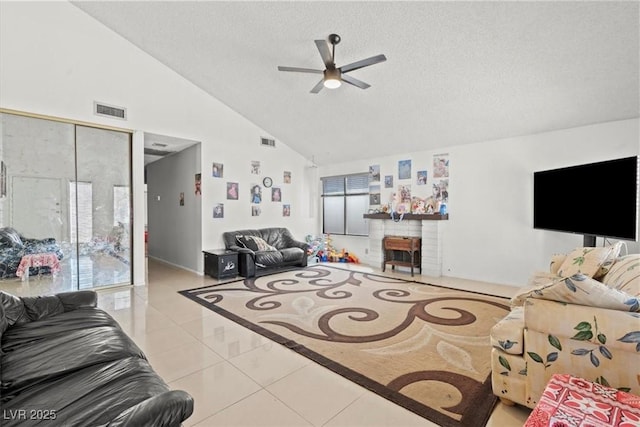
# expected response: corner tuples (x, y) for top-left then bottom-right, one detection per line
(556, 244), (621, 278)
(0, 227), (23, 248)
(511, 273), (639, 312)
(490, 306), (524, 355)
(280, 247), (305, 263)
(21, 295), (65, 321)
(1, 307), (119, 351)
(0, 292), (29, 326)
(236, 235), (277, 252)
(1, 325), (146, 397)
(255, 250), (284, 267)
(0, 357), (172, 427)
(602, 254), (640, 296)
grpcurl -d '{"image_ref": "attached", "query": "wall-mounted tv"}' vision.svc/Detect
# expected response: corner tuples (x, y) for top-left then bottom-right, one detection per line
(533, 156), (639, 244)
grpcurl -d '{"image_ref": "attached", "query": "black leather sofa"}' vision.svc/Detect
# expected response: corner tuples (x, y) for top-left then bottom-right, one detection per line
(0, 290), (194, 426)
(0, 227), (64, 279)
(222, 227), (309, 277)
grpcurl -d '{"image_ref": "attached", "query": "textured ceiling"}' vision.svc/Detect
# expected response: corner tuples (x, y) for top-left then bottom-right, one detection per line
(73, 1), (639, 166)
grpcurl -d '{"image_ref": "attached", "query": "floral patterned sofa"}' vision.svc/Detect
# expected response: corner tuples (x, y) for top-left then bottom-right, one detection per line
(490, 243), (640, 409)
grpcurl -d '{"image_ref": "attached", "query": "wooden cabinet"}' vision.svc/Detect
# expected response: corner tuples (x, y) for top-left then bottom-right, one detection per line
(382, 236), (421, 277)
(203, 249), (238, 280)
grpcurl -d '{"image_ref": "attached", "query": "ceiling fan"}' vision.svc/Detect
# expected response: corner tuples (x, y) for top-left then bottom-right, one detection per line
(277, 34), (387, 94)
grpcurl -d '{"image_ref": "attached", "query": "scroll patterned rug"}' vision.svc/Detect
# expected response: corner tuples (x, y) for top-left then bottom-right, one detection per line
(179, 265), (510, 427)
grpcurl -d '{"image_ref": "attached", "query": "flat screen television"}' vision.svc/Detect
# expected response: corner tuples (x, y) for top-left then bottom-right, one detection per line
(533, 156), (639, 245)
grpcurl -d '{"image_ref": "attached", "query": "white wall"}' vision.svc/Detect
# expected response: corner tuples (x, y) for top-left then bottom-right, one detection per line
(0, 2), (315, 282)
(320, 118), (639, 287)
(1, 2), (637, 289)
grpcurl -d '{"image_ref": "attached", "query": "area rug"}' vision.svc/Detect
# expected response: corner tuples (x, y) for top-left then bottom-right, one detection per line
(179, 265), (511, 427)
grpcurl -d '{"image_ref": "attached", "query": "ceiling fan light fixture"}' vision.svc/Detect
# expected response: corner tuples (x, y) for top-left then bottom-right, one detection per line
(323, 78), (341, 89)
(323, 68), (342, 89)
(278, 34), (386, 94)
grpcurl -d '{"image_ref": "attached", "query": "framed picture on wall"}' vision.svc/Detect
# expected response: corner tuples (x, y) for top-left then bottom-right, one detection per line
(227, 182), (239, 200)
(251, 161), (261, 175)
(369, 185), (381, 205)
(213, 203), (224, 218)
(384, 175), (393, 188)
(369, 165), (380, 182)
(417, 170), (427, 185)
(272, 187), (281, 202)
(195, 173), (201, 195)
(212, 162), (223, 178)
(433, 154), (449, 178)
(398, 159), (411, 180)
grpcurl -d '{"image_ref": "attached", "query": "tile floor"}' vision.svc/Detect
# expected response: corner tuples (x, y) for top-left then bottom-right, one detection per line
(4, 259), (532, 426)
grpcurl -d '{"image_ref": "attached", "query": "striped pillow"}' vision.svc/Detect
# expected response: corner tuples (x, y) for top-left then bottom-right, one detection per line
(236, 235), (277, 252)
(602, 254), (640, 296)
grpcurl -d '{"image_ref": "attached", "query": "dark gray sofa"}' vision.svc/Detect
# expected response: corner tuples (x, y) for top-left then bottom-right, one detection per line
(0, 290), (194, 426)
(222, 227), (309, 277)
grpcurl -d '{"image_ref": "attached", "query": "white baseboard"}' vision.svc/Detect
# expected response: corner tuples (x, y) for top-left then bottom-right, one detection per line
(147, 256), (203, 276)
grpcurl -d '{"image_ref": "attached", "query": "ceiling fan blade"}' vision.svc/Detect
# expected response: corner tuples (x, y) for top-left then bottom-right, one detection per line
(278, 66), (323, 74)
(341, 74), (371, 90)
(314, 39), (334, 68)
(340, 54), (387, 73)
(310, 79), (325, 94)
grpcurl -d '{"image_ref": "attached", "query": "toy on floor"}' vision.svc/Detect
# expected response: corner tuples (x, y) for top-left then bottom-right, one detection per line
(305, 234), (359, 263)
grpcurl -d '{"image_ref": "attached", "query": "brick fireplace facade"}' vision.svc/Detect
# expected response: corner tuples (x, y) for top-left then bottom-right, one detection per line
(364, 214), (446, 277)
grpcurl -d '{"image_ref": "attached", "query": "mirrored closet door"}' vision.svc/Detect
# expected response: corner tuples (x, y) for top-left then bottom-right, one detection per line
(0, 112), (132, 291)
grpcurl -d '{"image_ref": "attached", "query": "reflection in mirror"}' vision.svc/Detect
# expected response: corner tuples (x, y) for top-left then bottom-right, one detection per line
(0, 112), (132, 293)
(75, 125), (131, 288)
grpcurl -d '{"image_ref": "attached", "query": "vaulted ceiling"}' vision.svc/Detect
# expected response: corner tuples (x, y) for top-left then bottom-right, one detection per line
(73, 1), (639, 166)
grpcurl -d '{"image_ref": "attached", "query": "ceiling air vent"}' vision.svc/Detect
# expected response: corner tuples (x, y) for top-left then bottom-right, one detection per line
(94, 101), (127, 120)
(260, 137), (276, 148)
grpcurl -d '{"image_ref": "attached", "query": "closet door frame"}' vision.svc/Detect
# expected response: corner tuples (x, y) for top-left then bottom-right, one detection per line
(0, 108), (135, 289)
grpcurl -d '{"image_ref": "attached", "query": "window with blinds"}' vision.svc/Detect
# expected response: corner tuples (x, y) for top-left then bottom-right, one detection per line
(321, 173), (369, 236)
(113, 186), (130, 226)
(69, 181), (93, 243)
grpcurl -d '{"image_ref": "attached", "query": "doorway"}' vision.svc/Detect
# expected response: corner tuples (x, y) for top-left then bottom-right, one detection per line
(144, 133), (202, 273)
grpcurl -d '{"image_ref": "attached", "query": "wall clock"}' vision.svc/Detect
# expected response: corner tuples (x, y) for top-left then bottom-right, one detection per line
(263, 177), (273, 188)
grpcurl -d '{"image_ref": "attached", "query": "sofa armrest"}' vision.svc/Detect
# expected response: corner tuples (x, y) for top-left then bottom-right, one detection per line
(17, 291), (97, 322)
(236, 251), (256, 277)
(524, 298), (639, 353)
(229, 244), (254, 255)
(106, 390), (194, 427)
(522, 298), (640, 404)
(289, 239), (310, 252)
(280, 230), (309, 252)
(56, 290), (98, 311)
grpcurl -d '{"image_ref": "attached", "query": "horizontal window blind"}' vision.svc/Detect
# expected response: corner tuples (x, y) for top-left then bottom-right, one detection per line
(346, 174), (369, 194)
(322, 176), (345, 195)
(321, 173), (369, 236)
